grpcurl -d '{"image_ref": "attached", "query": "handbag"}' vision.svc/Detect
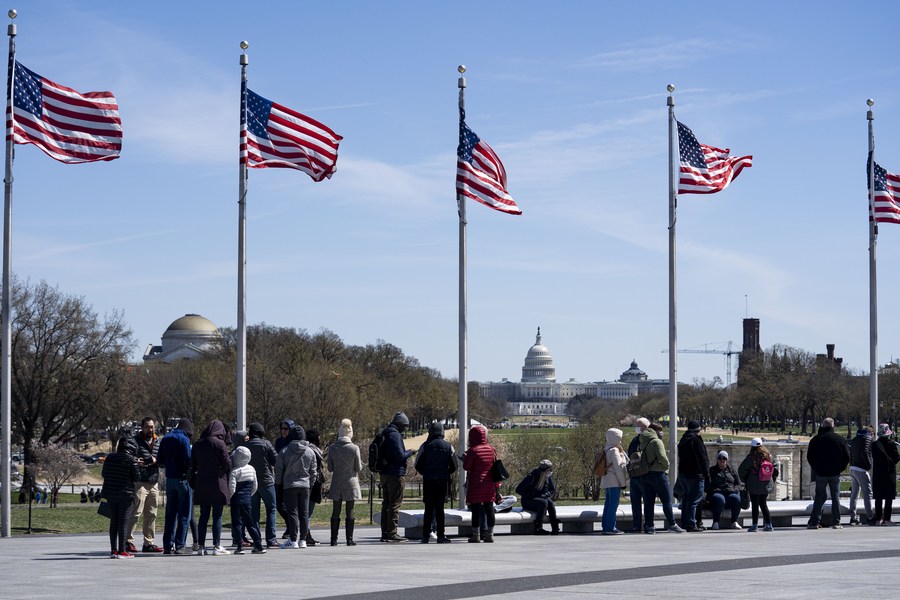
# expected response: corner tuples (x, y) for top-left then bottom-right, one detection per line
(739, 488), (750, 510)
(97, 499), (112, 519)
(489, 454), (509, 482)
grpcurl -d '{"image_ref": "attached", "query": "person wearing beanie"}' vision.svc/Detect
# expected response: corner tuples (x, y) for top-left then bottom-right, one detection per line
(415, 421), (457, 544)
(245, 422), (279, 547)
(101, 436), (141, 558)
(625, 418), (651, 533)
(599, 428), (627, 535)
(806, 417), (850, 529)
(304, 428), (325, 547)
(639, 422), (684, 534)
(228, 446), (265, 554)
(156, 418), (195, 554)
(707, 451), (743, 530)
(677, 420), (710, 532)
(515, 458), (559, 536)
(275, 425), (317, 548)
(873, 423), (900, 525)
(379, 411), (416, 543)
(328, 418), (362, 546)
(848, 425), (875, 526)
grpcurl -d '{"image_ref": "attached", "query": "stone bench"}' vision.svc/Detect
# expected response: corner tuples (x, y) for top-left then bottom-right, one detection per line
(374, 500), (859, 538)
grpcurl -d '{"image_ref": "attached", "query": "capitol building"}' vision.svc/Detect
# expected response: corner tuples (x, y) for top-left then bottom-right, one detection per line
(478, 328), (668, 415)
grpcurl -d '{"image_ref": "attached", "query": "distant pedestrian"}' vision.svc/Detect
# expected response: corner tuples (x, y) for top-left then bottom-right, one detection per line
(229, 446), (265, 554)
(190, 420), (232, 555)
(738, 438), (777, 532)
(464, 424), (499, 543)
(305, 428), (325, 547)
(245, 422), (279, 548)
(101, 436), (140, 559)
(415, 421), (456, 544)
(125, 417), (163, 554)
(274, 418), (296, 538)
(80, 489), (88, 504)
(806, 417), (850, 529)
(848, 426), (875, 526)
(378, 412), (415, 543)
(640, 423), (684, 534)
(677, 420), (710, 532)
(327, 418), (362, 546)
(276, 425), (317, 549)
(599, 428), (627, 535)
(872, 423), (900, 525)
(156, 418), (194, 555)
(625, 418), (650, 533)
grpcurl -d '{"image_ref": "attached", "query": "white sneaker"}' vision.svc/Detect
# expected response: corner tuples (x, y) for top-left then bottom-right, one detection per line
(280, 540), (299, 549)
(195, 546), (207, 556)
(212, 546), (231, 556)
(731, 521), (743, 530)
(298, 540), (307, 549)
(429, 531), (438, 540)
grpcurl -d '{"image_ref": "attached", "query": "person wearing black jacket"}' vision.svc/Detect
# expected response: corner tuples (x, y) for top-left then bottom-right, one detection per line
(246, 422), (279, 547)
(125, 417), (163, 553)
(807, 417), (851, 529)
(414, 421), (457, 544)
(707, 451), (743, 529)
(101, 436), (141, 559)
(677, 420), (710, 532)
(848, 426), (875, 526)
(873, 423), (900, 524)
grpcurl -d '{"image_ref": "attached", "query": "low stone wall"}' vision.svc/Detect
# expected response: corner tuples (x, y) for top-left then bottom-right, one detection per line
(704, 439), (809, 500)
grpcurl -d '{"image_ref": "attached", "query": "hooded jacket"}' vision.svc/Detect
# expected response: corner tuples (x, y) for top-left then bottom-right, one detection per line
(101, 437), (141, 503)
(229, 446), (258, 503)
(245, 423), (277, 487)
(639, 428), (670, 473)
(275, 426), (317, 489)
(190, 420), (232, 506)
(677, 428), (710, 481)
(600, 428), (628, 489)
(807, 425), (850, 477)
(156, 420), (193, 480)
(274, 419), (296, 454)
(380, 422), (415, 477)
(463, 425), (497, 504)
(415, 422), (457, 482)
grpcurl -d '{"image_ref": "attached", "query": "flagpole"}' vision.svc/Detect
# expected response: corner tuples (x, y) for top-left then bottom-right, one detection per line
(0, 8), (16, 539)
(236, 41), (249, 432)
(867, 98), (879, 428)
(667, 84), (678, 476)
(456, 64), (468, 510)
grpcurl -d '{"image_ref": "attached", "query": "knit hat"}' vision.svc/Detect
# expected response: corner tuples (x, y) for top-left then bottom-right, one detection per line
(538, 459), (553, 471)
(292, 425), (306, 441)
(391, 411), (410, 426)
(687, 420), (701, 431)
(878, 423), (893, 437)
(750, 437), (762, 447)
(306, 428), (320, 446)
(177, 418), (194, 439)
(636, 417), (650, 429)
(717, 450), (729, 460)
(338, 418), (353, 440)
(248, 422), (266, 439)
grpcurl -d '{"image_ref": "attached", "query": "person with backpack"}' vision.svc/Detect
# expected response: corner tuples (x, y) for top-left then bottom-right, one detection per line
(848, 425), (876, 526)
(624, 417), (650, 533)
(872, 423), (900, 525)
(377, 412), (415, 543)
(328, 418), (362, 546)
(640, 423), (684, 534)
(806, 417), (850, 529)
(599, 428), (627, 535)
(414, 421), (457, 544)
(738, 438), (777, 532)
(677, 420), (710, 532)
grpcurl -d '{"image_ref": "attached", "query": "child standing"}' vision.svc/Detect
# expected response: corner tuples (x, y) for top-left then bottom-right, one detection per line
(738, 438), (777, 532)
(229, 446), (265, 554)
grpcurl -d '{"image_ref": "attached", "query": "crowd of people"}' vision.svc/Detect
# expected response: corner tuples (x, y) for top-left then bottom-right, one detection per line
(99, 412), (900, 558)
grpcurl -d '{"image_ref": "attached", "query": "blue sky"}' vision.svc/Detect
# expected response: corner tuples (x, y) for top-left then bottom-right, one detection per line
(9, 2), (900, 388)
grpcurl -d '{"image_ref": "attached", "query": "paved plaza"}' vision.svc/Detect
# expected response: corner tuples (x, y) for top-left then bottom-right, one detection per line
(1, 522), (897, 599)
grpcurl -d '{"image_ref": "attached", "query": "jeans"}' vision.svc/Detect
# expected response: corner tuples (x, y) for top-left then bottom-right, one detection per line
(231, 499), (262, 549)
(252, 483), (278, 544)
(198, 503), (224, 548)
(809, 475), (841, 526)
(163, 478), (192, 550)
(642, 471), (676, 529)
(602, 487), (621, 532)
(679, 476), (705, 529)
(629, 476), (644, 529)
(709, 491), (742, 523)
(848, 468), (874, 520)
(380, 474), (406, 538)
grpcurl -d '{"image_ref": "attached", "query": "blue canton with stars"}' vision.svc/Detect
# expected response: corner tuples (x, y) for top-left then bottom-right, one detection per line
(12, 61), (44, 117)
(677, 121), (706, 169)
(457, 109), (480, 162)
(869, 153), (889, 192)
(244, 88), (273, 139)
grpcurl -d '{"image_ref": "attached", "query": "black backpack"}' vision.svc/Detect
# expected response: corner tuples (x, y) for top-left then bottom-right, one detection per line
(368, 430), (387, 473)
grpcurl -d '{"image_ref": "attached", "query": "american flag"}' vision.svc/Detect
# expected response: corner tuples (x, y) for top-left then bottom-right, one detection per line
(240, 85), (342, 181)
(868, 153), (900, 224)
(677, 121), (752, 194)
(7, 60), (121, 164)
(456, 109), (521, 215)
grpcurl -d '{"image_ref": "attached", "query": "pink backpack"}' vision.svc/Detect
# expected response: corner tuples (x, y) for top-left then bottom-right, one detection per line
(758, 460), (774, 482)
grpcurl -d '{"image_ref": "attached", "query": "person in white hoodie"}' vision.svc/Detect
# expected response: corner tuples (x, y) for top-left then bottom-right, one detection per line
(599, 428), (628, 535)
(229, 446), (264, 554)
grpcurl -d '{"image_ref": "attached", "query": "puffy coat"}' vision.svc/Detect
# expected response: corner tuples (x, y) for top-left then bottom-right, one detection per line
(327, 437), (362, 501)
(101, 439), (140, 503)
(133, 431), (160, 484)
(849, 431), (873, 471)
(190, 420), (232, 506)
(229, 446), (258, 504)
(600, 428), (627, 489)
(872, 436), (900, 500)
(463, 425), (498, 504)
(707, 463), (742, 496)
(415, 422), (457, 482)
(807, 426), (850, 477)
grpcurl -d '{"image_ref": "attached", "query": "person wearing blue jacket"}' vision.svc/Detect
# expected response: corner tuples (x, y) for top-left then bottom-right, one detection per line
(379, 412), (415, 543)
(156, 418), (194, 554)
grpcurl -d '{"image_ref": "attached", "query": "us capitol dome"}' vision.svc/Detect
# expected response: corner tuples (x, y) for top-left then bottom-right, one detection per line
(521, 327), (556, 382)
(142, 313), (223, 363)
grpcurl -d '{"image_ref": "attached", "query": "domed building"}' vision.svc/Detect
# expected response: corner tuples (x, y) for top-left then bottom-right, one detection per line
(521, 328), (556, 382)
(143, 313), (223, 363)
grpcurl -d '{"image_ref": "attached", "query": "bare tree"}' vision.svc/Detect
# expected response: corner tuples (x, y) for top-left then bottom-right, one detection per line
(30, 442), (85, 507)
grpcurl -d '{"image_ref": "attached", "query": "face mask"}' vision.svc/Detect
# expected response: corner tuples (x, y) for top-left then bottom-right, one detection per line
(635, 427), (642, 435)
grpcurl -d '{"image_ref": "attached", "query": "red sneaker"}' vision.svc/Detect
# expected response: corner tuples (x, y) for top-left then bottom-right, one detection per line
(125, 541), (138, 553)
(115, 551), (135, 559)
(141, 544), (164, 553)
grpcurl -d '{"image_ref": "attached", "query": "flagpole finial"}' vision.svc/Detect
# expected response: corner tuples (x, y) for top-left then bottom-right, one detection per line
(240, 40), (249, 51)
(458, 65), (466, 74)
(667, 83), (675, 93)
(867, 98), (875, 107)
(868, 98), (875, 121)
(458, 65), (466, 90)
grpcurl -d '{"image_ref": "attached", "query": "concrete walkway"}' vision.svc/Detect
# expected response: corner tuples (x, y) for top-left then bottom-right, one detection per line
(1, 523), (896, 599)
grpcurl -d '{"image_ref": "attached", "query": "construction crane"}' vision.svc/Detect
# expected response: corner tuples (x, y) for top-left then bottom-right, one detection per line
(661, 341), (739, 388)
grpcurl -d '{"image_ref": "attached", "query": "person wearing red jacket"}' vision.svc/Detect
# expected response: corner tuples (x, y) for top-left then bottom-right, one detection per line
(463, 425), (499, 543)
